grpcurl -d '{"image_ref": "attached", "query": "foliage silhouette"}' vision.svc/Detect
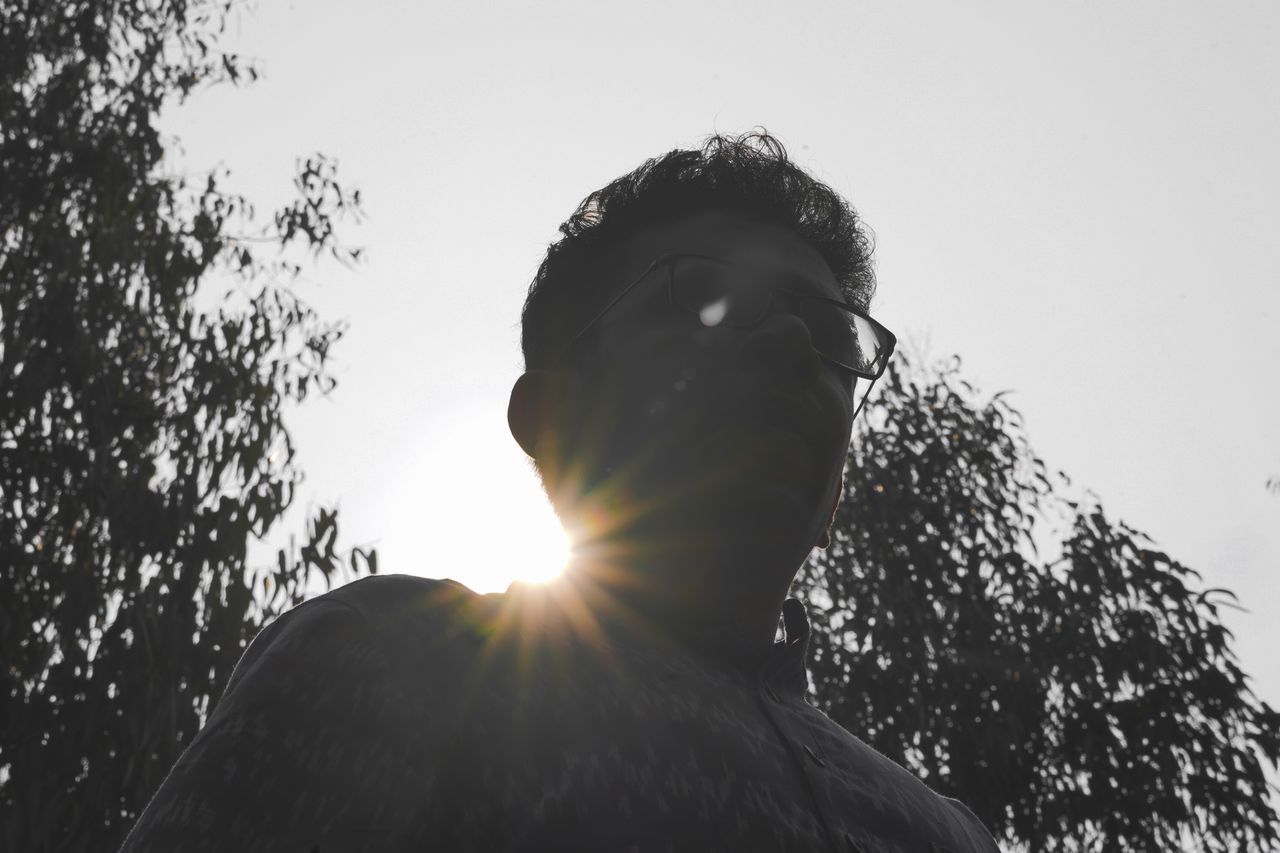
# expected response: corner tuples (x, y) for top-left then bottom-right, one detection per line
(797, 352), (1280, 852)
(0, 2), (373, 850)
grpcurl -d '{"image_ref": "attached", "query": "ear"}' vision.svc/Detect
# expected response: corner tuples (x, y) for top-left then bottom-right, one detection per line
(815, 474), (844, 550)
(508, 369), (576, 460)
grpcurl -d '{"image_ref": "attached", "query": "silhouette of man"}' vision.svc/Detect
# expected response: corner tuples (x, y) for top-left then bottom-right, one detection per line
(124, 132), (1000, 852)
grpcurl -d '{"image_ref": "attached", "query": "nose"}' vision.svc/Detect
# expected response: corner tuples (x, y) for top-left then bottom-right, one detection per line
(735, 312), (822, 383)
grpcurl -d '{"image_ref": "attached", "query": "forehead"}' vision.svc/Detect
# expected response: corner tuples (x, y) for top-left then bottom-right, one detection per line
(600, 208), (844, 303)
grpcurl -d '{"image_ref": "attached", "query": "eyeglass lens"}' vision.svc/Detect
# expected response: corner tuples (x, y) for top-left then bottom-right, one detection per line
(669, 256), (885, 376)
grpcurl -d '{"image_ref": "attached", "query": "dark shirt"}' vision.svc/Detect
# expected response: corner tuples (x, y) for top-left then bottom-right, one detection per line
(123, 574), (1000, 852)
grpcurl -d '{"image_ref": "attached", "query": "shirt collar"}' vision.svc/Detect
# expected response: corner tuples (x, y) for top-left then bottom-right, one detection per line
(766, 596), (812, 697)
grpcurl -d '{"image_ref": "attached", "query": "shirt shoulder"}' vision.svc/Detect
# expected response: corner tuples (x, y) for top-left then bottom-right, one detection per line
(124, 575), (493, 852)
(790, 701), (1001, 852)
(848, 732), (1000, 851)
(299, 571), (479, 614)
(315, 573), (497, 630)
(221, 574), (502, 703)
(939, 795), (1002, 852)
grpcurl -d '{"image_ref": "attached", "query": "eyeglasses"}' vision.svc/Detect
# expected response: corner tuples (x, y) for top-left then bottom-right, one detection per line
(561, 252), (897, 382)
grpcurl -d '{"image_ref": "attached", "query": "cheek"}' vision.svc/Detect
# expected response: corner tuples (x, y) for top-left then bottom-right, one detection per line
(618, 325), (727, 388)
(579, 330), (702, 435)
(821, 373), (857, 457)
(834, 371), (855, 422)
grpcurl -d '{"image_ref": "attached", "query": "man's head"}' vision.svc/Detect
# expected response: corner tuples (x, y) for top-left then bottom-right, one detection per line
(510, 131), (880, 601)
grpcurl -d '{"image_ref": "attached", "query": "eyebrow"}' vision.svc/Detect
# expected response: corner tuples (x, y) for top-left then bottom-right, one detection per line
(677, 251), (848, 305)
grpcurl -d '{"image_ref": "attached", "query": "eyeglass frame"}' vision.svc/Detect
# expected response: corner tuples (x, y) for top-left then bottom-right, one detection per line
(554, 251), (897, 384)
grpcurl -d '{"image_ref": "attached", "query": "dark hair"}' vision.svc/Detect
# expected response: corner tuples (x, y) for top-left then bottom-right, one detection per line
(519, 130), (876, 370)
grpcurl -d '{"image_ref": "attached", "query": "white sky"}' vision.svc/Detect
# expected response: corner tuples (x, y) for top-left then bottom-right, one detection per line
(163, 1), (1280, 709)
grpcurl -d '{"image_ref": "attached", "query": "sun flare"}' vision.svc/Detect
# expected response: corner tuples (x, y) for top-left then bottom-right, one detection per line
(387, 403), (571, 593)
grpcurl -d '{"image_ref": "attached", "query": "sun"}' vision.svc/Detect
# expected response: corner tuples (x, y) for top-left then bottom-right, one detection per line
(383, 400), (571, 593)
(507, 513), (572, 586)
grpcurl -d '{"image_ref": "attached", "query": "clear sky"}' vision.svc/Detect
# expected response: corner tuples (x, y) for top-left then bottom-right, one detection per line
(163, 1), (1280, 709)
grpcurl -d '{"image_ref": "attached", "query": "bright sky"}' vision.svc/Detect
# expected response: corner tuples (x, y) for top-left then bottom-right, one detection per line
(163, 1), (1280, 709)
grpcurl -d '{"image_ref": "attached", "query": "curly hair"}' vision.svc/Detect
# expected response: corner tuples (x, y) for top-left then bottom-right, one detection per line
(519, 130), (877, 370)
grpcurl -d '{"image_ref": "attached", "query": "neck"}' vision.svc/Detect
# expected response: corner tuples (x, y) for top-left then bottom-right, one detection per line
(557, 543), (797, 670)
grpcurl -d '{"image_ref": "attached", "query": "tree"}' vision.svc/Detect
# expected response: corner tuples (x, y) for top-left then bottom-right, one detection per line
(798, 353), (1280, 852)
(1, 3), (374, 850)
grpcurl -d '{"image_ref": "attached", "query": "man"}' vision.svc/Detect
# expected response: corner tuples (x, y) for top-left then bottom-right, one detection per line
(123, 132), (999, 852)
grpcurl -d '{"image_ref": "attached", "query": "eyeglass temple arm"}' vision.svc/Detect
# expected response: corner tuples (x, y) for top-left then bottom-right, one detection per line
(852, 375), (878, 422)
(564, 256), (668, 352)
